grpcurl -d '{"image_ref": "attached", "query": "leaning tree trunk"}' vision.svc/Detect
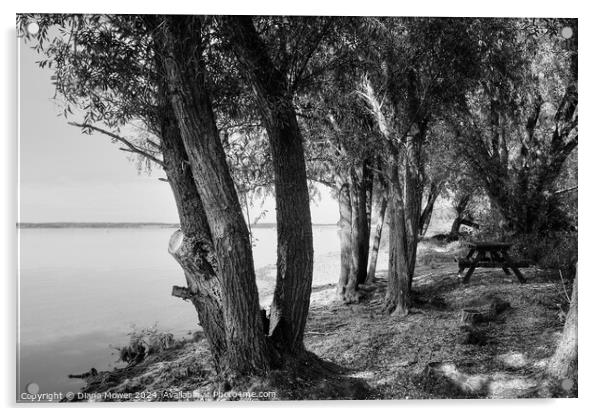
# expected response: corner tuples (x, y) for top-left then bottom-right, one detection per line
(158, 91), (227, 370)
(366, 180), (388, 284)
(337, 182), (353, 300)
(156, 16), (270, 375)
(450, 192), (472, 237)
(221, 17), (314, 353)
(547, 269), (578, 381)
(419, 182), (440, 237)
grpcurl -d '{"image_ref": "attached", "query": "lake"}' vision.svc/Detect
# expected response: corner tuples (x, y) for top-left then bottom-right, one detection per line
(17, 225), (344, 400)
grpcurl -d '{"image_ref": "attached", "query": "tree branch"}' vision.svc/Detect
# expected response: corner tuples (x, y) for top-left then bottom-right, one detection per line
(291, 18), (334, 92)
(307, 177), (336, 189)
(555, 185), (577, 195)
(68, 122), (165, 167)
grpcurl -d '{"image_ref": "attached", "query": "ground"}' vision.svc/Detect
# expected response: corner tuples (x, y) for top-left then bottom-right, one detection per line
(73, 238), (575, 401)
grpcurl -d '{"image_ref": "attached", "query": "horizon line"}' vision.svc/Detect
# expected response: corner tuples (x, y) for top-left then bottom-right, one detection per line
(17, 221), (338, 228)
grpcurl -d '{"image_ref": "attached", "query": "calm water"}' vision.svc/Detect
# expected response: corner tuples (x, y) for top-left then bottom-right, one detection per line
(17, 225), (341, 399)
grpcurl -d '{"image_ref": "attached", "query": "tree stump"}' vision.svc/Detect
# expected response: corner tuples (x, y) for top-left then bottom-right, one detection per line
(461, 308), (483, 325)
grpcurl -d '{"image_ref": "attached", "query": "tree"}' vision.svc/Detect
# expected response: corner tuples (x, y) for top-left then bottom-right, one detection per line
(455, 19), (578, 235)
(366, 169), (388, 283)
(20, 14), (278, 376)
(218, 16), (333, 350)
(547, 268), (577, 382)
(159, 87), (228, 368)
(313, 102), (377, 302)
(358, 17), (487, 315)
(297, 20), (382, 300)
(17, 14), (234, 368)
(148, 15), (273, 375)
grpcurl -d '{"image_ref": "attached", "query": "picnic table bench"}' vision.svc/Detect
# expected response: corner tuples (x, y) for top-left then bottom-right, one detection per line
(458, 241), (527, 284)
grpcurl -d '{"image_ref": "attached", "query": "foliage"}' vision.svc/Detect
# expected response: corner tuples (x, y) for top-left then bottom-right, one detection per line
(511, 232), (577, 277)
(114, 324), (176, 365)
(452, 18), (577, 234)
(18, 14), (277, 204)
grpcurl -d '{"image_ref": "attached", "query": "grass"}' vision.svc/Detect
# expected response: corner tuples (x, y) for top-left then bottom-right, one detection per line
(304, 239), (572, 399)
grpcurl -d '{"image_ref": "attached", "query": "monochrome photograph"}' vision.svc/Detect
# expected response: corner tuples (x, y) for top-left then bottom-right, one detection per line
(15, 10), (578, 403)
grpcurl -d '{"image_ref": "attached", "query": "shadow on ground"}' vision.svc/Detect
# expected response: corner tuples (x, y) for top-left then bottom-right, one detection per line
(305, 240), (573, 399)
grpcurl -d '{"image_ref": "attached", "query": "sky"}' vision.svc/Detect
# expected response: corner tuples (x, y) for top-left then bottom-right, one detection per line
(18, 37), (339, 224)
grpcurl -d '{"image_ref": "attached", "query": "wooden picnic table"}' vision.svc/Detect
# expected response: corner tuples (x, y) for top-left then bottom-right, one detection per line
(458, 241), (527, 284)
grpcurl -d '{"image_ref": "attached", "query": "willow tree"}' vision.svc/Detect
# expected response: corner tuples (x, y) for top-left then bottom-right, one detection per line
(20, 14), (305, 376)
(456, 19), (578, 235)
(297, 18), (389, 300)
(17, 14), (233, 366)
(147, 15), (275, 374)
(357, 17), (490, 315)
(217, 16), (343, 350)
(298, 67), (378, 302)
(547, 269), (578, 383)
(303, 108), (377, 302)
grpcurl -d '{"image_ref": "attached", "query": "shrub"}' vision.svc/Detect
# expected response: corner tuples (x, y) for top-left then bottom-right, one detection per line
(511, 231), (577, 279)
(115, 324), (175, 365)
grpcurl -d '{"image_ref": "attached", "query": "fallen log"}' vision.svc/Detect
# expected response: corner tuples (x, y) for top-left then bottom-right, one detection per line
(68, 368), (98, 379)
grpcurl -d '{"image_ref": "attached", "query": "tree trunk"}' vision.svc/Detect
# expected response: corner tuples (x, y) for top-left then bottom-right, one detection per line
(547, 270), (578, 380)
(385, 125), (424, 315)
(385, 194), (410, 316)
(366, 183), (388, 284)
(419, 182), (440, 236)
(350, 167), (370, 287)
(155, 16), (270, 375)
(450, 193), (472, 237)
(402, 133), (423, 292)
(337, 183), (353, 300)
(221, 17), (314, 353)
(365, 161), (374, 230)
(158, 91), (227, 371)
(168, 232), (226, 368)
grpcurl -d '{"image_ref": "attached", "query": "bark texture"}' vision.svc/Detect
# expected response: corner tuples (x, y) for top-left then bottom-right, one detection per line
(419, 182), (440, 236)
(547, 270), (578, 380)
(384, 124), (425, 315)
(155, 16), (270, 375)
(366, 178), (388, 284)
(220, 16), (314, 352)
(336, 166), (372, 301)
(337, 183), (353, 299)
(158, 92), (227, 370)
(450, 192), (479, 237)
(350, 166), (370, 287)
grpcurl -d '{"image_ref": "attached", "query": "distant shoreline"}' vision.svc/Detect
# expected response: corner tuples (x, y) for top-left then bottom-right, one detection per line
(17, 222), (338, 229)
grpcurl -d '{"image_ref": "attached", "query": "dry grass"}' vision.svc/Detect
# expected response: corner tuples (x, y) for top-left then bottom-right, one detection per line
(305, 242), (573, 399)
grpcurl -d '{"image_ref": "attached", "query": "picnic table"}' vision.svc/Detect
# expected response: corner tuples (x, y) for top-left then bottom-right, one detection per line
(458, 241), (527, 284)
